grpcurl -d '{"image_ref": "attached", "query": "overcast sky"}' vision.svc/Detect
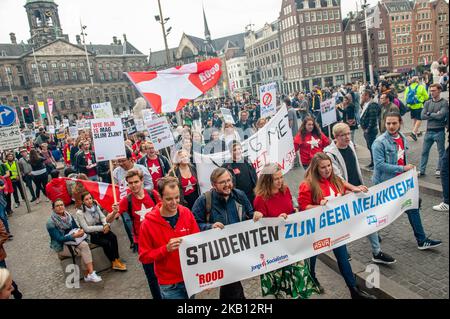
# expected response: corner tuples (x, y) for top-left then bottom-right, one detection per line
(1, 0), (379, 54)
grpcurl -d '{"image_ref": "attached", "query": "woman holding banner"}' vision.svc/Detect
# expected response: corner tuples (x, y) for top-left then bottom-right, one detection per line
(254, 164), (319, 299)
(298, 153), (376, 299)
(294, 117), (330, 170)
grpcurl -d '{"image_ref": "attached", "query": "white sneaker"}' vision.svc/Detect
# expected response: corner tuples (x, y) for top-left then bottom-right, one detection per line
(84, 271), (102, 283)
(433, 202), (449, 212)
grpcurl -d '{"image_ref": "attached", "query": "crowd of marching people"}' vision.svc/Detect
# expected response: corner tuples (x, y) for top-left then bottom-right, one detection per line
(0, 72), (448, 299)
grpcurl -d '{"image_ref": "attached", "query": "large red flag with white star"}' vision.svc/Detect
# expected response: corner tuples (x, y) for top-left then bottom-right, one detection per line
(126, 58), (222, 114)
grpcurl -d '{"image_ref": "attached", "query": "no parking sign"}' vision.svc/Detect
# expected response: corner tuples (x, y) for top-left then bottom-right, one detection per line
(259, 82), (277, 118)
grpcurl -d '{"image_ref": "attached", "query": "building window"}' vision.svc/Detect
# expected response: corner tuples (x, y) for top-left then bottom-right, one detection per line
(324, 24), (329, 34)
(72, 71), (78, 81)
(378, 30), (385, 40)
(70, 62), (76, 68)
(63, 71), (69, 81)
(53, 72), (60, 82)
(61, 62), (67, 69)
(323, 11), (328, 20)
(51, 62), (57, 69)
(33, 73), (40, 83)
(43, 72), (50, 83)
(41, 63), (48, 70)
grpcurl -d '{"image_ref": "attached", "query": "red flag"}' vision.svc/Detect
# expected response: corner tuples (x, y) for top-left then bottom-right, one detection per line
(64, 178), (120, 213)
(126, 58), (222, 114)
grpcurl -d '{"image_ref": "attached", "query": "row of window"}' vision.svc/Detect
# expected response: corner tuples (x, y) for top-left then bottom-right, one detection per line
(417, 22), (432, 31)
(393, 36), (413, 45)
(307, 36), (343, 50)
(391, 25), (412, 34)
(416, 12), (431, 21)
(301, 23), (342, 37)
(303, 49), (345, 64)
(347, 60), (365, 71)
(393, 47), (413, 55)
(30, 60), (145, 72)
(249, 40), (279, 57)
(250, 54), (281, 69)
(345, 34), (362, 45)
(379, 56), (389, 68)
(390, 14), (411, 21)
(347, 47), (363, 58)
(394, 58), (414, 67)
(378, 44), (388, 55)
(300, 9), (341, 23)
(32, 70), (126, 84)
(304, 62), (345, 77)
(418, 55), (433, 65)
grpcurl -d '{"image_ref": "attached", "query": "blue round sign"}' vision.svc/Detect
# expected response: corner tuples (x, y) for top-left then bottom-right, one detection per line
(0, 105), (17, 127)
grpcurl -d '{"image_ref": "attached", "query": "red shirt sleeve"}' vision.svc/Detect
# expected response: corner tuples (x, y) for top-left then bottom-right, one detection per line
(298, 182), (313, 212)
(253, 196), (269, 217)
(118, 196), (128, 216)
(138, 219), (168, 265)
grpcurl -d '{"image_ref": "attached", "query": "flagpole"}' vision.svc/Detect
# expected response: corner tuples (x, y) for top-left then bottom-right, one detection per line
(110, 160), (118, 203)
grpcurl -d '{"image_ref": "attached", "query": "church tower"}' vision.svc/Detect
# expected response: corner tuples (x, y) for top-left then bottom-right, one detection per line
(24, 0), (67, 47)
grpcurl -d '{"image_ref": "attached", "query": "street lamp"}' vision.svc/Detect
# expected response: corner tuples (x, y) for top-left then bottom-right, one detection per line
(155, 0), (172, 66)
(362, 0), (375, 86)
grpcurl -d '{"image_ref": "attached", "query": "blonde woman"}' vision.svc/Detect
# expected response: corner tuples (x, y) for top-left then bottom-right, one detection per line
(168, 150), (200, 210)
(254, 164), (318, 299)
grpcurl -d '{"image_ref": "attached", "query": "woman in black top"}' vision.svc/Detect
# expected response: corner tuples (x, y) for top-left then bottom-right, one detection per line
(29, 149), (48, 204)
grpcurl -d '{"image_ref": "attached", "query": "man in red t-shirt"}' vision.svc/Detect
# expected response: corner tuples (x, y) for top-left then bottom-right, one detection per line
(107, 169), (161, 299)
(137, 141), (171, 187)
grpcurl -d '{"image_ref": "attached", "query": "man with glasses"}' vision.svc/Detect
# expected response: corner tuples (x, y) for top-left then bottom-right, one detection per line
(192, 167), (263, 299)
(113, 148), (154, 252)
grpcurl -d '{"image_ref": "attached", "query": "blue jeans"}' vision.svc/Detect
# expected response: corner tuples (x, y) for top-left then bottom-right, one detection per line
(308, 244), (356, 288)
(364, 131), (378, 166)
(0, 205), (10, 234)
(441, 147), (449, 204)
(367, 232), (381, 255)
(160, 282), (191, 299)
(419, 130), (446, 173)
(121, 213), (134, 246)
(88, 175), (99, 182)
(142, 263), (162, 300)
(406, 209), (427, 244)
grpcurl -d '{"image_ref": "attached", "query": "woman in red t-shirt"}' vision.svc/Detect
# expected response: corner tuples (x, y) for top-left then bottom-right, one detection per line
(293, 116), (330, 170)
(168, 150), (200, 210)
(297, 153), (375, 299)
(253, 164), (319, 299)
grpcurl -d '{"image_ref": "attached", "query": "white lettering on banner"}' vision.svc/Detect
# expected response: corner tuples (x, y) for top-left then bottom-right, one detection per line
(91, 118), (126, 161)
(194, 106), (295, 193)
(179, 170), (419, 297)
(199, 63), (220, 85)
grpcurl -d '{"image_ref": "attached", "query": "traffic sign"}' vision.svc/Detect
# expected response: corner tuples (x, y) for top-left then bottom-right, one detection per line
(0, 105), (17, 127)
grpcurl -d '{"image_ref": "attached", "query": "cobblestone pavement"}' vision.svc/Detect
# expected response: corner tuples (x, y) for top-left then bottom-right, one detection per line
(4, 200), (349, 299)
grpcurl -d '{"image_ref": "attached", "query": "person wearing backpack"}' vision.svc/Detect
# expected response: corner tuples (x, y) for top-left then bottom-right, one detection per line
(404, 77), (429, 141)
(192, 168), (263, 299)
(108, 169), (162, 299)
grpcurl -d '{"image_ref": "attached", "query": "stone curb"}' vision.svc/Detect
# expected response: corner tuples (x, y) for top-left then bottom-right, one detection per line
(318, 252), (424, 299)
(360, 167), (442, 198)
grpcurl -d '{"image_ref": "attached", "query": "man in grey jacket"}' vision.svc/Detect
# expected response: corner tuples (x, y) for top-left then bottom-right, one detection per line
(324, 123), (396, 264)
(18, 149), (36, 202)
(419, 83), (448, 178)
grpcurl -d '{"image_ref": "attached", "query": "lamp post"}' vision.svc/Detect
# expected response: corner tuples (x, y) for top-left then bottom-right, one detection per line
(156, 0), (172, 66)
(80, 21), (95, 88)
(362, 0), (375, 85)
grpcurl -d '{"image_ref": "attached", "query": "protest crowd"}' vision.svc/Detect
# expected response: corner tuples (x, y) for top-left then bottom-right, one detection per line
(0, 66), (448, 300)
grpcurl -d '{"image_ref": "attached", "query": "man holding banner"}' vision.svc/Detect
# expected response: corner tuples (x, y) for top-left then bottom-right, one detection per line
(139, 176), (200, 299)
(372, 113), (442, 250)
(192, 168), (263, 299)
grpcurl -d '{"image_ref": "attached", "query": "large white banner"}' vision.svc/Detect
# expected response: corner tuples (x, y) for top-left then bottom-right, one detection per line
(180, 170), (419, 297)
(91, 118), (126, 161)
(259, 82), (277, 118)
(194, 106), (295, 193)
